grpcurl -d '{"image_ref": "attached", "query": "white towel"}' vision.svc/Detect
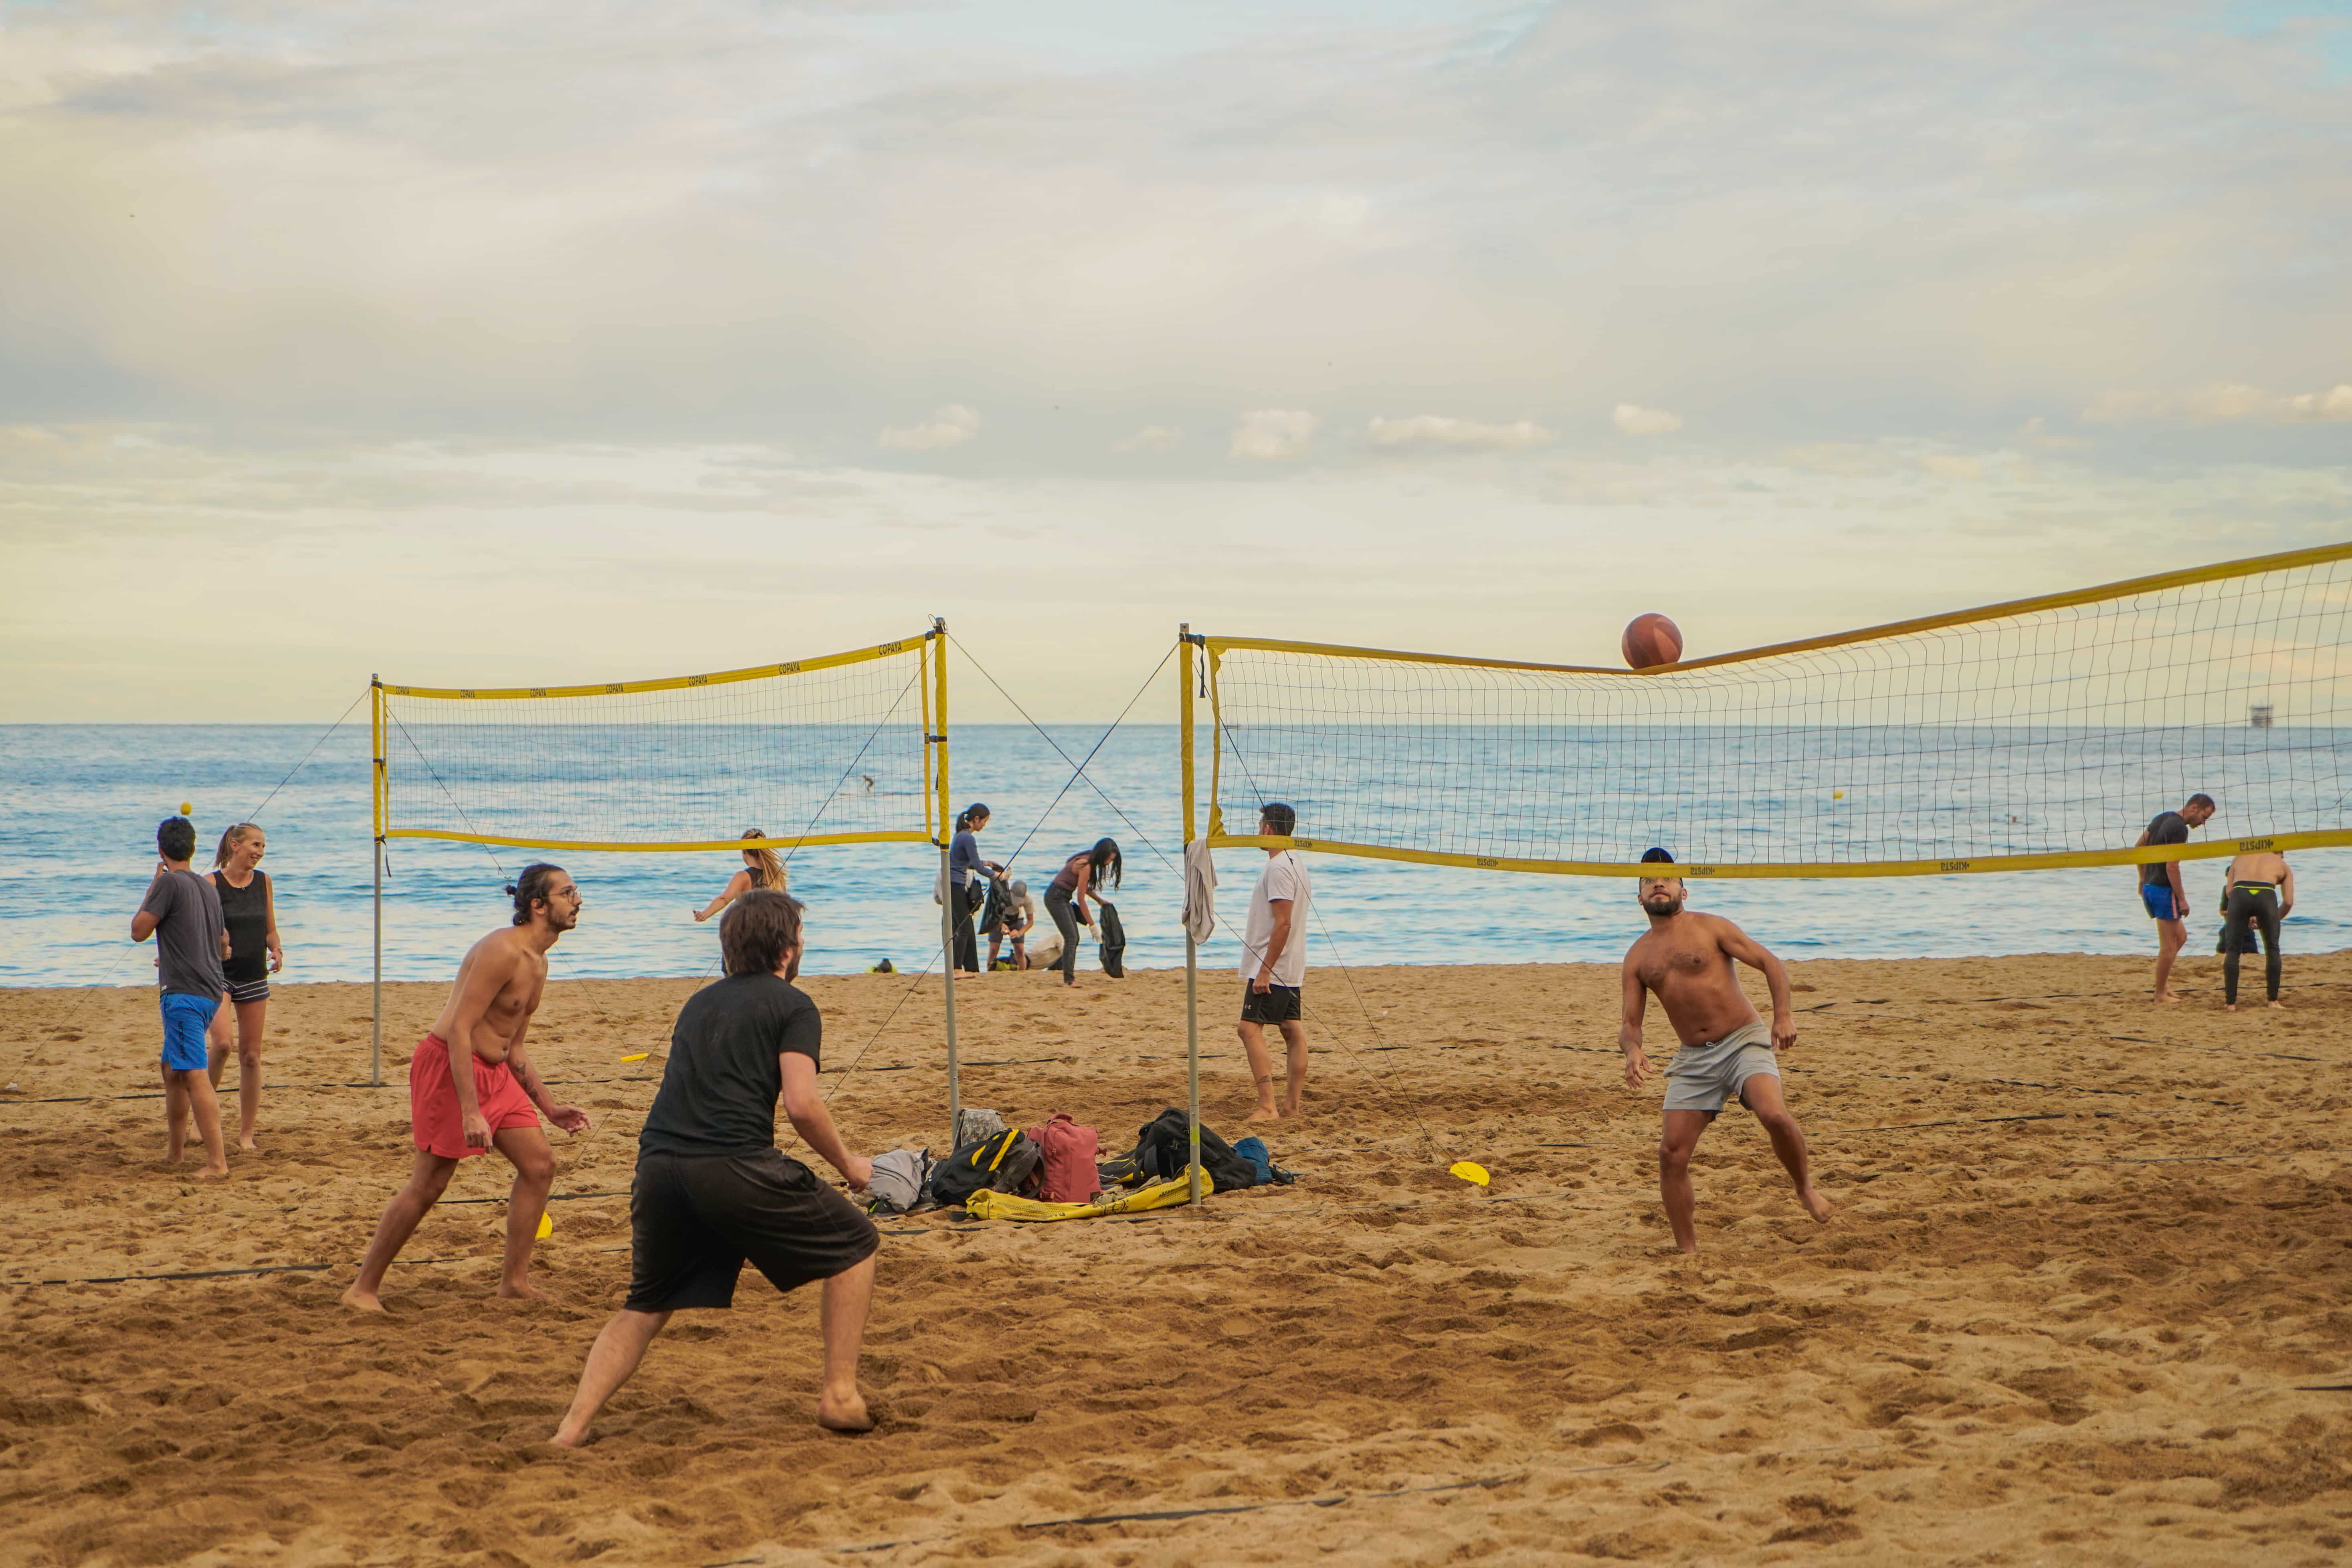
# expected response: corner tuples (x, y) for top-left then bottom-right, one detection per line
(1182, 839), (1218, 944)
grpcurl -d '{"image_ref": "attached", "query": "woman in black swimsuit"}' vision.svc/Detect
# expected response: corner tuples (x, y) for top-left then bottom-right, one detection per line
(206, 822), (282, 1149)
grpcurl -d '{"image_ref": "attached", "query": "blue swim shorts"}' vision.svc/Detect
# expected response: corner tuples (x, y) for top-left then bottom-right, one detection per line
(160, 992), (218, 1071)
(2140, 882), (2180, 921)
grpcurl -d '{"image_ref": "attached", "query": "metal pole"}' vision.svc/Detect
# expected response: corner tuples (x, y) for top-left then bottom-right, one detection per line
(934, 618), (960, 1149)
(370, 676), (384, 1088)
(1180, 625), (1202, 1204)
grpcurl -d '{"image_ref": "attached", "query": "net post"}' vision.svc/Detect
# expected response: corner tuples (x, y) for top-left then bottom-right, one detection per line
(370, 677), (384, 1089)
(932, 618), (960, 1150)
(1181, 626), (1202, 1203)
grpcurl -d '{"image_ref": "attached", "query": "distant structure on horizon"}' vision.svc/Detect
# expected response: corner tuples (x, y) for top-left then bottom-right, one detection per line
(2251, 703), (2276, 729)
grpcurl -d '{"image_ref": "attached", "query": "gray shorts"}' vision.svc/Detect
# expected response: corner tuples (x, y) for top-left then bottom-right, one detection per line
(1663, 1021), (1779, 1114)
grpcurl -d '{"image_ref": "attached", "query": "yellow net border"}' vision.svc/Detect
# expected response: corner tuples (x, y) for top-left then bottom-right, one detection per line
(374, 630), (951, 854)
(1187, 542), (2352, 879)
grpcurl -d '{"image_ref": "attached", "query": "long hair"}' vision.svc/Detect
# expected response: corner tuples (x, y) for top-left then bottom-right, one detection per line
(508, 863), (567, 925)
(740, 828), (787, 891)
(213, 822), (263, 869)
(1087, 837), (1123, 891)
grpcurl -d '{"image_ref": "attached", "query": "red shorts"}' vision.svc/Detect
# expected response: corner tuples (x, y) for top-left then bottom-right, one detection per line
(408, 1033), (541, 1159)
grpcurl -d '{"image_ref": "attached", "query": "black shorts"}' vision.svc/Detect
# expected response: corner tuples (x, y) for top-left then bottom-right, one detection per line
(624, 1148), (879, 1313)
(1239, 982), (1302, 1025)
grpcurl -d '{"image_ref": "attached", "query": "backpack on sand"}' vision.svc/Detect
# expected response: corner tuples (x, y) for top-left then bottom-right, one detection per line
(1126, 1107), (1257, 1194)
(925, 1129), (1041, 1208)
(1024, 1114), (1101, 1203)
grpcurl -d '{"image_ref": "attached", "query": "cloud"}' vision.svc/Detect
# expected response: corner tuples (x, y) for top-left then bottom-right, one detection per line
(877, 405), (981, 451)
(1366, 415), (1554, 453)
(2082, 383), (2352, 425)
(1612, 404), (1682, 436)
(1918, 453), (1984, 480)
(1113, 424), (1182, 454)
(1231, 409), (1316, 461)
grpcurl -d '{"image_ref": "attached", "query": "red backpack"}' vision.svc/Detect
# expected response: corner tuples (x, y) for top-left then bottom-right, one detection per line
(1024, 1114), (1101, 1203)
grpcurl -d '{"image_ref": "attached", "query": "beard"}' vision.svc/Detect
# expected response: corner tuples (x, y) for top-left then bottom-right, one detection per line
(1640, 894), (1682, 917)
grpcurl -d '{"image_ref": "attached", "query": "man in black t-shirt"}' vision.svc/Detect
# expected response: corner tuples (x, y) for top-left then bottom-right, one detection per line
(2135, 792), (2216, 1004)
(553, 891), (878, 1445)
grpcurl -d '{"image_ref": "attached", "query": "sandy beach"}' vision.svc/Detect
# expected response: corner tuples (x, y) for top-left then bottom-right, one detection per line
(3, 950), (2350, 1566)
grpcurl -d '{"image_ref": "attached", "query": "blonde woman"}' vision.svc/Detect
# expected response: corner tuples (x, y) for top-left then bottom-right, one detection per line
(206, 822), (282, 1150)
(694, 829), (789, 923)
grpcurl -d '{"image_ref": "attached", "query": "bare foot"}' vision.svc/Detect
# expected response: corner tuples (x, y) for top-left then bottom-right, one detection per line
(1244, 1105), (1281, 1124)
(192, 1162), (229, 1180)
(238, 1136), (260, 1151)
(1799, 1186), (1834, 1224)
(549, 1424), (593, 1449)
(339, 1283), (387, 1314)
(817, 1389), (875, 1433)
(2225, 1003), (2239, 1012)
(1279, 1099), (1303, 1119)
(495, 1280), (546, 1302)
(2270, 1000), (2287, 1010)
(2155, 992), (2186, 1005)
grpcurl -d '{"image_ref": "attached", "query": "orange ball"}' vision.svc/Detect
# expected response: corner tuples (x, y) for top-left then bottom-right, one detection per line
(1621, 613), (1684, 670)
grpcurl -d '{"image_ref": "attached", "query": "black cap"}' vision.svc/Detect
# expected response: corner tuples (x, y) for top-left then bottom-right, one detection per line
(1641, 846), (1675, 864)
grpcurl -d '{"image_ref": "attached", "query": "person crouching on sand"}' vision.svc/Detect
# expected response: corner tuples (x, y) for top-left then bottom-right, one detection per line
(341, 865), (592, 1312)
(552, 890), (878, 1445)
(1618, 849), (1830, 1253)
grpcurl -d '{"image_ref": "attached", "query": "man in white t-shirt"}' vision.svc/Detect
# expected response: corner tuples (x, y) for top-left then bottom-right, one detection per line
(1237, 802), (1310, 1122)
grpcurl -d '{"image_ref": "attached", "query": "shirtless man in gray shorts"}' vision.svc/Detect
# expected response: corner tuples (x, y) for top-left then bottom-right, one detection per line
(1619, 849), (1831, 1253)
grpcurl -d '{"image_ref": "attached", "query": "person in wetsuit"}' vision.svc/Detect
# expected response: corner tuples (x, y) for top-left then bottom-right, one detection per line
(206, 823), (282, 1150)
(2219, 847), (2293, 1010)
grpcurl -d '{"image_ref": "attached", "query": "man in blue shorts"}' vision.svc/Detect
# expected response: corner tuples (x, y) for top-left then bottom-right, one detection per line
(131, 815), (231, 1178)
(2136, 793), (2216, 1005)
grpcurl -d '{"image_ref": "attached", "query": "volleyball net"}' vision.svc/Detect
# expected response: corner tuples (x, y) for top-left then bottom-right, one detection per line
(1183, 542), (2352, 879)
(374, 631), (947, 853)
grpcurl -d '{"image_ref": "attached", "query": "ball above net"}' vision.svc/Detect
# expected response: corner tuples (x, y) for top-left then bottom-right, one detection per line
(1621, 613), (1683, 670)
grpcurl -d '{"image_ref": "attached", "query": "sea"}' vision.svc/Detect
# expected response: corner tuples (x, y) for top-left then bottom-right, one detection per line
(4, 723), (2344, 991)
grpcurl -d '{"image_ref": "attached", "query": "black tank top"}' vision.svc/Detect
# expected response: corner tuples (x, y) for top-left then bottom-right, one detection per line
(211, 870), (270, 982)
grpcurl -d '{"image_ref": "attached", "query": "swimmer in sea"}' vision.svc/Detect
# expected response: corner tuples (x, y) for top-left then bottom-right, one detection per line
(1619, 849), (1830, 1253)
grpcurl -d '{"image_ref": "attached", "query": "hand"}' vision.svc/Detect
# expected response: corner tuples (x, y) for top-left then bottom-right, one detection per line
(1623, 1046), (1652, 1089)
(269, 945), (285, 974)
(548, 1104), (592, 1134)
(1251, 972), (1272, 994)
(839, 1154), (874, 1192)
(154, 858), (172, 878)
(1772, 1015), (1797, 1052)
(463, 1110), (492, 1150)
(692, 907), (709, 922)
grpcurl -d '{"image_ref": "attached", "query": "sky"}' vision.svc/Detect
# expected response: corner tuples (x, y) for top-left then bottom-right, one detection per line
(2, 0), (2348, 723)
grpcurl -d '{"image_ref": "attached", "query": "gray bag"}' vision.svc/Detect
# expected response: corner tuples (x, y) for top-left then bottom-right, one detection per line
(865, 1148), (934, 1214)
(954, 1107), (1007, 1147)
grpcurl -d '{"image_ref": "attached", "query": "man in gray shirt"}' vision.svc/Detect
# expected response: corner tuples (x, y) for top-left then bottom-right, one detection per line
(132, 815), (231, 1178)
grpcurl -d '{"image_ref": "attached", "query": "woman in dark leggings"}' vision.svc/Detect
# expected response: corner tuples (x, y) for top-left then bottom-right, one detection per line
(2220, 847), (2293, 1010)
(1043, 839), (1121, 987)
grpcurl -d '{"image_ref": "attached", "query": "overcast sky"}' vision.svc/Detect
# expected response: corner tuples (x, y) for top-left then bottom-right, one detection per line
(4, 0), (2348, 722)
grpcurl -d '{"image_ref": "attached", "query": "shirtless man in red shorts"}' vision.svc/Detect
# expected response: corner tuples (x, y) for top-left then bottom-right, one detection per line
(341, 864), (592, 1312)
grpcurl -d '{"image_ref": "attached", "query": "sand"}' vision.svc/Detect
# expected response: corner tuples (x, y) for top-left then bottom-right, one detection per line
(3, 949), (2350, 1566)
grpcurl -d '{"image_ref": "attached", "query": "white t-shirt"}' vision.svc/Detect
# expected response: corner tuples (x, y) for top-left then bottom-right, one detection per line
(1237, 851), (1310, 987)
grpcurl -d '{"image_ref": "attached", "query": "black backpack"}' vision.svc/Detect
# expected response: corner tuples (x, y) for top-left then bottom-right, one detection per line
(1097, 900), (1128, 979)
(925, 1129), (1042, 1207)
(1126, 1108), (1257, 1193)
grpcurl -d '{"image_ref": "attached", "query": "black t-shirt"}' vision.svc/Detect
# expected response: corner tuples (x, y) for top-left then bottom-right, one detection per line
(638, 973), (821, 1158)
(2140, 811), (2189, 886)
